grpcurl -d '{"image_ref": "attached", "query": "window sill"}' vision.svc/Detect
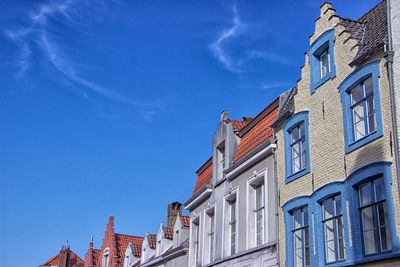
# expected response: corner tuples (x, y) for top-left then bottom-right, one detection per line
(310, 72), (335, 94)
(345, 130), (383, 154)
(285, 167), (310, 184)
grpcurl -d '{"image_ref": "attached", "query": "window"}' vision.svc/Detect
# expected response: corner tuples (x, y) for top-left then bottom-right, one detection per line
(255, 184), (265, 246)
(193, 218), (200, 266)
(359, 178), (392, 255)
(339, 60), (383, 153)
(309, 29), (336, 93)
(283, 111), (310, 183)
(102, 249), (110, 267)
(319, 49), (330, 78)
(350, 77), (376, 141)
(217, 142), (225, 179)
(290, 123), (307, 174)
(208, 212), (215, 262)
(292, 207), (310, 267)
(322, 195), (345, 263)
(229, 199), (237, 255)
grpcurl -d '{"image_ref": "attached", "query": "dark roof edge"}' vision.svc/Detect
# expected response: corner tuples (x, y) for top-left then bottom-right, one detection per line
(195, 157), (212, 175)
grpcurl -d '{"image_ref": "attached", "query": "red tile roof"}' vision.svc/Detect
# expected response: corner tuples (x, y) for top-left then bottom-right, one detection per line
(227, 119), (250, 133)
(92, 249), (100, 267)
(115, 234), (144, 260)
(181, 216), (190, 228)
(164, 226), (173, 239)
(42, 249), (84, 267)
(148, 234), (157, 249)
(192, 158), (212, 195)
(233, 98), (279, 162)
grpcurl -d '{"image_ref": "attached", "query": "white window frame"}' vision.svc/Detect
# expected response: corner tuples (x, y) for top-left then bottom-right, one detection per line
(223, 189), (238, 257)
(217, 141), (226, 179)
(192, 216), (200, 267)
(205, 206), (215, 264)
(247, 170), (267, 249)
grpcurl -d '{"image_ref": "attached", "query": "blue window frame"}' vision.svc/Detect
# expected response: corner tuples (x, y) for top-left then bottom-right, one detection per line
(322, 195), (346, 263)
(339, 60), (383, 153)
(358, 177), (392, 255)
(283, 111), (310, 183)
(283, 162), (399, 267)
(309, 29), (336, 94)
(293, 207), (311, 267)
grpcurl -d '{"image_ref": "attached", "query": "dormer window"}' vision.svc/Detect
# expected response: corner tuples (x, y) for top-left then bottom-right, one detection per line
(217, 141), (225, 179)
(319, 49), (330, 78)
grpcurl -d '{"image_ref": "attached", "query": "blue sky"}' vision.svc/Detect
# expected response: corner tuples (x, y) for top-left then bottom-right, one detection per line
(0, 0), (379, 266)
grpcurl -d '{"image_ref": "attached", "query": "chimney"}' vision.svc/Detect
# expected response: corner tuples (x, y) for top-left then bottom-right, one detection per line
(220, 111), (229, 122)
(242, 116), (253, 122)
(167, 202), (182, 227)
(106, 216), (115, 239)
(58, 245), (70, 267)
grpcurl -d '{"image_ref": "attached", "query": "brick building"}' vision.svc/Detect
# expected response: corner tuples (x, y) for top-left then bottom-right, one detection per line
(273, 1), (400, 266)
(41, 245), (84, 267)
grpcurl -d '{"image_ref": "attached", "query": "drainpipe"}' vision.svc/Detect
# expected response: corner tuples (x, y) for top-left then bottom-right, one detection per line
(385, 0), (400, 199)
(272, 127), (280, 267)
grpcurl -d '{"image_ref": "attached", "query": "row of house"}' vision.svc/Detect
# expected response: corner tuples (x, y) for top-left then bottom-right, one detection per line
(41, 0), (400, 266)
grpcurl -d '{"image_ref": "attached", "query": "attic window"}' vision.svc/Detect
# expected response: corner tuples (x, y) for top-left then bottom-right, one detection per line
(319, 49), (330, 78)
(217, 141), (226, 179)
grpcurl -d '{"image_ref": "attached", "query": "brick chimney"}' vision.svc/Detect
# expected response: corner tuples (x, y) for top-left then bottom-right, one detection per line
(167, 202), (182, 227)
(58, 245), (70, 267)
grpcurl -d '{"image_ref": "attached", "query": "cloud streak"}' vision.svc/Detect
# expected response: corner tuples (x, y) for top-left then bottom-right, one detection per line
(4, 0), (163, 121)
(209, 3), (244, 73)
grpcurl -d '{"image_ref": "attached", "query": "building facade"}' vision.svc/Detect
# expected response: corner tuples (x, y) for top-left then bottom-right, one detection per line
(41, 245), (85, 267)
(184, 101), (280, 267)
(274, 1), (400, 266)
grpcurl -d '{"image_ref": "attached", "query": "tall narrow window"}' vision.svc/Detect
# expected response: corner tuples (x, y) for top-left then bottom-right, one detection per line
(229, 199), (237, 255)
(217, 142), (225, 179)
(193, 219), (200, 266)
(322, 195), (345, 263)
(102, 249), (110, 267)
(292, 207), (310, 267)
(359, 178), (392, 255)
(290, 123), (306, 174)
(320, 49), (330, 78)
(208, 212), (215, 262)
(255, 184), (265, 246)
(350, 77), (376, 141)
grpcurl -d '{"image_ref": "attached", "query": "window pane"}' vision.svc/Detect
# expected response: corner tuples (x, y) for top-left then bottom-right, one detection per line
(304, 227), (310, 266)
(353, 103), (366, 140)
(335, 196), (342, 215)
(292, 144), (301, 173)
(320, 51), (329, 77)
(301, 139), (307, 170)
(363, 229), (377, 255)
(337, 216), (346, 260)
(293, 210), (302, 229)
(325, 219), (335, 241)
(291, 127), (300, 143)
(361, 207), (375, 231)
(367, 97), (376, 133)
(303, 208), (309, 226)
(338, 237), (346, 260)
(374, 178), (385, 201)
(326, 240), (336, 263)
(360, 182), (373, 206)
(323, 198), (334, 219)
(351, 84), (364, 104)
(300, 123), (305, 138)
(364, 77), (373, 96)
(255, 185), (263, 209)
(377, 202), (392, 251)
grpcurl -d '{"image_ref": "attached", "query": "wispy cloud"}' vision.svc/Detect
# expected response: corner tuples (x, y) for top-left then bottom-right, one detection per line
(209, 3), (294, 73)
(209, 2), (244, 73)
(261, 81), (293, 90)
(4, 0), (163, 121)
(247, 50), (295, 66)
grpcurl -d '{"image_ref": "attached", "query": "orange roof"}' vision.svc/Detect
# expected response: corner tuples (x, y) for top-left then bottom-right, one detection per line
(164, 226), (173, 239)
(181, 216), (190, 228)
(148, 234), (157, 249)
(42, 248), (84, 266)
(192, 158), (212, 195)
(233, 99), (279, 162)
(115, 233), (144, 260)
(227, 119), (250, 132)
